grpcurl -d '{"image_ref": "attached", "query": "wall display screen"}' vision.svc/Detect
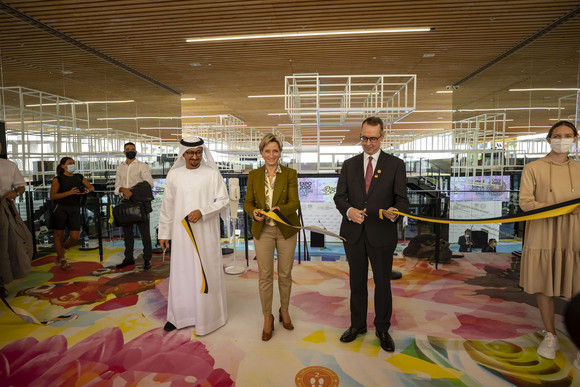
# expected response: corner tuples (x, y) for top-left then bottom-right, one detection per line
(450, 175), (510, 202)
(298, 177), (342, 242)
(298, 177), (338, 203)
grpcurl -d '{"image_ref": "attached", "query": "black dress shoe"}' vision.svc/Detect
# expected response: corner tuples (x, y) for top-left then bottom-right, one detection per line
(143, 261), (152, 271)
(116, 259), (135, 269)
(339, 326), (367, 343)
(376, 330), (395, 352)
(164, 322), (177, 332)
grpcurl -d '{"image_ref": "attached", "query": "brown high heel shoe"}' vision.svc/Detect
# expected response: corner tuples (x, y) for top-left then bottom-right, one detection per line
(262, 314), (274, 341)
(279, 307), (294, 330)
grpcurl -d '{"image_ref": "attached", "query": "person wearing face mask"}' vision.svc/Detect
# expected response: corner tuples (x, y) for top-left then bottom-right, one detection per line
(50, 157), (94, 270)
(519, 120), (580, 367)
(114, 142), (154, 270)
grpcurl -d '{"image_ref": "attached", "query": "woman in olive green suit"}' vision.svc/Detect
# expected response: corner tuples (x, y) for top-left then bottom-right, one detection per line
(244, 134), (300, 341)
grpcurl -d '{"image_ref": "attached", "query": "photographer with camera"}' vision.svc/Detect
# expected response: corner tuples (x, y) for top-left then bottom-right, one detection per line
(50, 157), (93, 270)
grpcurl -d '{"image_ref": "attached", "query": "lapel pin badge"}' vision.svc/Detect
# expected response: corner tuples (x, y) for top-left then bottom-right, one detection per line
(377, 169), (382, 174)
(374, 174), (378, 178)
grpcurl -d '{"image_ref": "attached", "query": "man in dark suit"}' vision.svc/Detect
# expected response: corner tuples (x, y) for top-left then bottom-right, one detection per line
(334, 116), (409, 352)
(458, 229), (473, 252)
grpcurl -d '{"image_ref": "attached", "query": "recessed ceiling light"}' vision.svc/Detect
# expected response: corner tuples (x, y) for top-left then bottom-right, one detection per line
(422, 53), (435, 58)
(508, 88), (580, 92)
(190, 63), (202, 67)
(187, 27), (434, 43)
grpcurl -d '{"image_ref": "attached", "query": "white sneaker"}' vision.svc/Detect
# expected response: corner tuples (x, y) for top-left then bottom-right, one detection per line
(574, 352), (580, 369)
(537, 331), (559, 359)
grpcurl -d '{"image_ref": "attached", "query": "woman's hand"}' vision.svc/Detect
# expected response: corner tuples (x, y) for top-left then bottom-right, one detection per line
(68, 187), (81, 196)
(572, 205), (580, 215)
(253, 208), (265, 221)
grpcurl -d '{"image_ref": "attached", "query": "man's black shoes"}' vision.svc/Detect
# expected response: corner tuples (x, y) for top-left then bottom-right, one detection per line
(143, 261), (152, 271)
(339, 326), (367, 342)
(164, 322), (177, 332)
(116, 259), (135, 269)
(376, 331), (395, 352)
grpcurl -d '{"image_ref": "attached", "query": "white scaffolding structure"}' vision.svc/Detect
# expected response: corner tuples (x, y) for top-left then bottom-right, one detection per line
(451, 113), (508, 188)
(1, 86), (176, 185)
(284, 73), (416, 171)
(559, 91), (580, 161)
(182, 115), (293, 171)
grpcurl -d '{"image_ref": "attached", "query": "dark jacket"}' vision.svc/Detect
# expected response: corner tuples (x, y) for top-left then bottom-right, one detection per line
(458, 235), (472, 252)
(243, 165), (300, 239)
(130, 181), (154, 213)
(334, 151), (409, 248)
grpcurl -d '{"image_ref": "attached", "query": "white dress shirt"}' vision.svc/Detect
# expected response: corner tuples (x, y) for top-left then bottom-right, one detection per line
(114, 159), (154, 195)
(363, 149), (381, 176)
(0, 158), (26, 197)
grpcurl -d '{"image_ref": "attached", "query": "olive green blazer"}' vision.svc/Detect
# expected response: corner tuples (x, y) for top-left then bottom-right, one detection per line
(243, 165), (300, 239)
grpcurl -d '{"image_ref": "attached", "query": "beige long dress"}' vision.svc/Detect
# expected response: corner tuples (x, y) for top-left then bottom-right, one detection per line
(519, 156), (580, 298)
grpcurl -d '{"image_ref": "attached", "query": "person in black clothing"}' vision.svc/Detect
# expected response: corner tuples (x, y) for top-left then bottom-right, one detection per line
(114, 142), (154, 270)
(50, 157), (93, 270)
(483, 239), (497, 252)
(457, 229), (473, 252)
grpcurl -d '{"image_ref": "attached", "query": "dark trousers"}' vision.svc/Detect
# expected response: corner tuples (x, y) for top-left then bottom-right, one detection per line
(343, 230), (395, 333)
(122, 216), (152, 263)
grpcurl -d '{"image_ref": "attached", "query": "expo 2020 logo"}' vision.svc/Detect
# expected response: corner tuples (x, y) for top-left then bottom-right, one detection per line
(295, 366), (339, 387)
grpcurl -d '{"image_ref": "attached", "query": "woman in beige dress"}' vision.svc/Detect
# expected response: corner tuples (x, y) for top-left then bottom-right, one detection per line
(519, 120), (580, 364)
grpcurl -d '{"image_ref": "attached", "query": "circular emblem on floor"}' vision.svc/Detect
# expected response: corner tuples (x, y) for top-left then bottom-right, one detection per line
(295, 366), (339, 387)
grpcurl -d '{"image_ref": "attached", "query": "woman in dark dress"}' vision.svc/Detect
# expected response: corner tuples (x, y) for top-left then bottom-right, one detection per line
(50, 157), (93, 270)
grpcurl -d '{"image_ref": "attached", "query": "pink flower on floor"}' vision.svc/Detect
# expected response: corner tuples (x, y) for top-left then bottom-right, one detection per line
(0, 327), (233, 386)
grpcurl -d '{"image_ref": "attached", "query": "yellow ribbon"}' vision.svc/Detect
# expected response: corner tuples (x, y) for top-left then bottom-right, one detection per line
(259, 209), (345, 241)
(181, 217), (209, 294)
(1, 297), (77, 325)
(379, 198), (580, 225)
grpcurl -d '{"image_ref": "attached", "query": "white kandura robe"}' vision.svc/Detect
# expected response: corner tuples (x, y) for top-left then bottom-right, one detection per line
(158, 164), (229, 335)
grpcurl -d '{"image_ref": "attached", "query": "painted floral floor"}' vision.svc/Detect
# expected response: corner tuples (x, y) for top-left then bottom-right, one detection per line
(0, 246), (578, 386)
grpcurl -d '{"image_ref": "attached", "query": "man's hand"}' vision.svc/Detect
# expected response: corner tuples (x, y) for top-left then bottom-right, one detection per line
(573, 204), (580, 215)
(2, 190), (18, 201)
(159, 239), (170, 250)
(188, 209), (203, 223)
(347, 208), (367, 224)
(120, 187), (133, 200)
(382, 207), (399, 221)
(253, 208), (265, 221)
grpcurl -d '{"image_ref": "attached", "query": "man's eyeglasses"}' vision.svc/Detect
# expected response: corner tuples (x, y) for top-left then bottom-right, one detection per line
(184, 150), (203, 157)
(360, 136), (381, 144)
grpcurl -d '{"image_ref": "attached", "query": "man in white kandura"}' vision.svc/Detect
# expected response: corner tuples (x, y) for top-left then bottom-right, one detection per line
(158, 136), (230, 335)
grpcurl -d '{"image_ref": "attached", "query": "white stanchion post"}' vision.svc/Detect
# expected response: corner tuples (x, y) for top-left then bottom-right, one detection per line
(225, 178), (245, 275)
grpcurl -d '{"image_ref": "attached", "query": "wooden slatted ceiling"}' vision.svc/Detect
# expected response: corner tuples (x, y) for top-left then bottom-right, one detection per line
(1, 1), (579, 143)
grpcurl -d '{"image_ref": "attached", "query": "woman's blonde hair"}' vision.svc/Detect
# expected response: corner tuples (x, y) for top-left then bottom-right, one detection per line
(258, 133), (282, 153)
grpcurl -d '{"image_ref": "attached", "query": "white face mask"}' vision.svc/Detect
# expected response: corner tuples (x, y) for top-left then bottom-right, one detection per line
(549, 138), (576, 154)
(66, 164), (76, 173)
